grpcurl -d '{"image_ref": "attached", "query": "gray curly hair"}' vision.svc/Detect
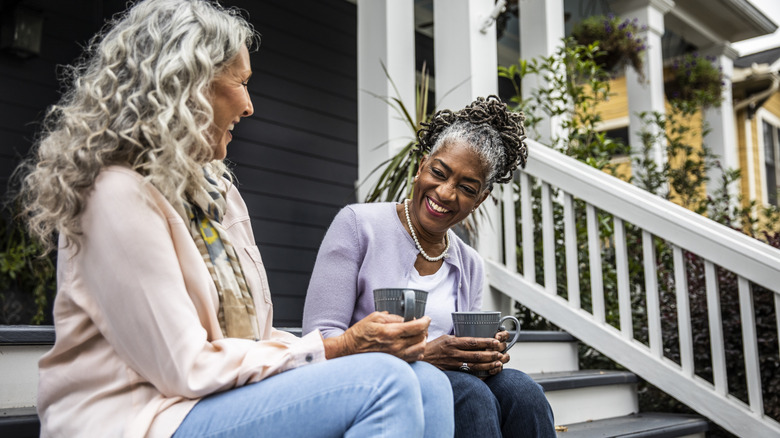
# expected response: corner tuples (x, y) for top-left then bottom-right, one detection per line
(418, 96), (527, 192)
(17, 0), (258, 253)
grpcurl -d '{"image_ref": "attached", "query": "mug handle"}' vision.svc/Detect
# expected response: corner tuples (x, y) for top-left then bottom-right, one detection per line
(498, 316), (521, 353)
(402, 290), (416, 322)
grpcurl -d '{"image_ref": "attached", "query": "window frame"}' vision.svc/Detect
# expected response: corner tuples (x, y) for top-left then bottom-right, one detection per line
(758, 110), (780, 207)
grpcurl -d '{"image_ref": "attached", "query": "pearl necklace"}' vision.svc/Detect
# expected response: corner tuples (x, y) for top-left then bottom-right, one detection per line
(404, 198), (450, 262)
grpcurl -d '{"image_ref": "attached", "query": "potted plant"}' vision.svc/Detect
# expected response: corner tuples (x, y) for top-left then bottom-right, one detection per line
(571, 14), (647, 78)
(664, 53), (724, 108)
(363, 62), (433, 203)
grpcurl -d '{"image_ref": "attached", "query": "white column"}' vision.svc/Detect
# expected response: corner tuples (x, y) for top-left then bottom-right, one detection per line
(518, 0), (565, 145)
(611, 0), (675, 173)
(703, 44), (740, 202)
(357, 0), (416, 202)
(433, 0), (510, 314)
(433, 0), (498, 109)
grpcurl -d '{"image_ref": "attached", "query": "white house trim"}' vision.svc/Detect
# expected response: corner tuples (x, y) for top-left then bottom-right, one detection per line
(611, 0), (675, 173)
(757, 108), (780, 207)
(518, 0), (565, 145)
(745, 116), (756, 202)
(704, 44), (740, 202)
(356, 0), (416, 201)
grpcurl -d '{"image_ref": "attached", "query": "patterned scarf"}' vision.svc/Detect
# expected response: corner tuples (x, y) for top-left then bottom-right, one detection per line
(184, 171), (259, 340)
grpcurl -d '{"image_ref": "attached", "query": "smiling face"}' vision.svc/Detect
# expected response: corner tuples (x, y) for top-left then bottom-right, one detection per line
(207, 44), (254, 160)
(410, 139), (491, 237)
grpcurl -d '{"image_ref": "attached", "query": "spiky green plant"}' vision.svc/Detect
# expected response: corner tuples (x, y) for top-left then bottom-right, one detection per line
(362, 62), (432, 203)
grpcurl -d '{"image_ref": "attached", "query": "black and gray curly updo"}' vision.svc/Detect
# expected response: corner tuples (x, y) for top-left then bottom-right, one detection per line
(416, 95), (527, 192)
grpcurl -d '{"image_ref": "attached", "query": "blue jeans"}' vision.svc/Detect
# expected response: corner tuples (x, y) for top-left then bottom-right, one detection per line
(173, 353), (454, 437)
(444, 368), (555, 438)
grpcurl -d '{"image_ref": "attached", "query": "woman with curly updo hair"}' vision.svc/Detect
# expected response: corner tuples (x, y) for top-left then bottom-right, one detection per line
(304, 96), (556, 437)
(18, 1), (455, 437)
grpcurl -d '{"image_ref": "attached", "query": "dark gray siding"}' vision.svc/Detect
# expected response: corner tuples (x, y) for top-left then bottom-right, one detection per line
(0, 0), (358, 327)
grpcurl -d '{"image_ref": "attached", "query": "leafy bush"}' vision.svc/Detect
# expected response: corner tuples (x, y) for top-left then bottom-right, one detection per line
(0, 206), (55, 325)
(499, 39), (628, 330)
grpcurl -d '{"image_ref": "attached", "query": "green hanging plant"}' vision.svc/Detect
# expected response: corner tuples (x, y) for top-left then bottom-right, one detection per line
(664, 53), (724, 109)
(571, 14), (647, 78)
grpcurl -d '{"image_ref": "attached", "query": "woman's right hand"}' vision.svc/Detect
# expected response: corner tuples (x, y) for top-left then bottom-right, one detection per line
(323, 312), (430, 362)
(423, 335), (505, 375)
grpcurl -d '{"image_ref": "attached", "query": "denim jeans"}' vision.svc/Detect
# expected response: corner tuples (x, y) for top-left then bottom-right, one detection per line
(443, 368), (555, 438)
(173, 353), (454, 438)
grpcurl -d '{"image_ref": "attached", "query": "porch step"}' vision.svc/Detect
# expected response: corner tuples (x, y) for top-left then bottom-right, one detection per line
(0, 407), (39, 438)
(531, 370), (639, 425)
(555, 412), (709, 437)
(0, 326), (55, 411)
(506, 330), (579, 374)
(0, 326), (53, 438)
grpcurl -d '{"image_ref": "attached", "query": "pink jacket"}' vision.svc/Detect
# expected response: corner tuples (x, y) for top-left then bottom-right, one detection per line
(37, 166), (325, 438)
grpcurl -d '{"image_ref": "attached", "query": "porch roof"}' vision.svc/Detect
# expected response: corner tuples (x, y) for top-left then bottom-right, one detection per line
(662, 0), (777, 47)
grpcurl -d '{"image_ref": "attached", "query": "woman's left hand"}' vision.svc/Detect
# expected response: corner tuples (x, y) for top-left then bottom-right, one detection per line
(423, 335), (507, 377)
(494, 330), (510, 354)
(494, 330), (511, 368)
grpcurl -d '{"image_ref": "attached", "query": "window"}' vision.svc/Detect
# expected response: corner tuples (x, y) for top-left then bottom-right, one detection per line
(604, 126), (631, 156)
(762, 120), (779, 206)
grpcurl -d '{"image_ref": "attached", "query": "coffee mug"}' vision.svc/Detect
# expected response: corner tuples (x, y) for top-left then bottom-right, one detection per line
(373, 288), (428, 322)
(451, 311), (521, 377)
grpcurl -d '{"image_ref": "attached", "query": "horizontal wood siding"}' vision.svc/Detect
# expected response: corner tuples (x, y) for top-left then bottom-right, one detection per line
(0, 0), (125, 190)
(0, 0), (357, 327)
(222, 0), (358, 326)
(594, 75), (628, 122)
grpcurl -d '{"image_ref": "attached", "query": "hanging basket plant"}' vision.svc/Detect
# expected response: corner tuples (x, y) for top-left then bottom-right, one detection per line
(571, 14), (647, 78)
(664, 53), (724, 108)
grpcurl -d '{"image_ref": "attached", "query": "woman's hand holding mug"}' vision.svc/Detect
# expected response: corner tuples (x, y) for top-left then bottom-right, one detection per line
(323, 312), (430, 362)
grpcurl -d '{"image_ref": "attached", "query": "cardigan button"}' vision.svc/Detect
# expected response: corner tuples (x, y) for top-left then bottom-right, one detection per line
(305, 353), (314, 363)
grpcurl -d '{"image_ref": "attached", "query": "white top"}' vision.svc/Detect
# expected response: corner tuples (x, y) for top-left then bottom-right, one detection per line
(408, 262), (457, 340)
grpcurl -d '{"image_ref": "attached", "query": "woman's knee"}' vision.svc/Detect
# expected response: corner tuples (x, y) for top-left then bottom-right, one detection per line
(490, 369), (547, 403)
(445, 370), (499, 407)
(350, 353), (420, 393)
(410, 361), (453, 399)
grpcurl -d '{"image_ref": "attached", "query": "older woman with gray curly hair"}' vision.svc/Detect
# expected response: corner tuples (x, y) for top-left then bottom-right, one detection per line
(304, 96), (556, 437)
(18, 0), (454, 437)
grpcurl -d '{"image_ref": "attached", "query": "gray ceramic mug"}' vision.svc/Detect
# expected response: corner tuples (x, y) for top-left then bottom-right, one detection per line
(373, 288), (428, 322)
(451, 311), (521, 377)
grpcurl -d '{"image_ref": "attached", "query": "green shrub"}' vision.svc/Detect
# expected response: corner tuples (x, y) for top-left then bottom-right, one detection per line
(0, 206), (55, 325)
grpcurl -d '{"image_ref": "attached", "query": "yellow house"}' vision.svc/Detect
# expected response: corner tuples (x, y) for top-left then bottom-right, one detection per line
(733, 47), (780, 210)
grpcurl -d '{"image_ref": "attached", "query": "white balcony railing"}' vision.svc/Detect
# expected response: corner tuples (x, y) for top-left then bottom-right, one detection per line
(487, 139), (780, 436)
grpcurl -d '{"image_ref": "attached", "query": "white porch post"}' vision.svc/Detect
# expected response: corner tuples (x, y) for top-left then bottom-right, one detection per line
(433, 0), (511, 314)
(518, 0), (565, 146)
(703, 44), (739, 202)
(612, 0), (674, 173)
(356, 0), (416, 202)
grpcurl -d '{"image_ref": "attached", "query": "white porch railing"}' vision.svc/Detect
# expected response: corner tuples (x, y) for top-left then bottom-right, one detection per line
(486, 139), (780, 436)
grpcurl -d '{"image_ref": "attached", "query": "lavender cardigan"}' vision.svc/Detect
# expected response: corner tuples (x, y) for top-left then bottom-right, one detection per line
(302, 202), (484, 338)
